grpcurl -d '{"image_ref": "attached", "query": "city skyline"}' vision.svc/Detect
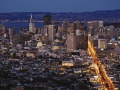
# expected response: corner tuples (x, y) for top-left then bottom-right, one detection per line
(0, 11), (120, 89)
(0, 0), (120, 13)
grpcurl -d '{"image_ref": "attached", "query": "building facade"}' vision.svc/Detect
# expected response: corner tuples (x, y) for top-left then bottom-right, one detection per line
(76, 36), (88, 50)
(44, 14), (51, 26)
(67, 33), (76, 53)
(48, 25), (55, 42)
(29, 14), (36, 33)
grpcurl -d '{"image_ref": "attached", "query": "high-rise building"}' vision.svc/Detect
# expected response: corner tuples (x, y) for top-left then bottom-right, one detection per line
(37, 27), (44, 36)
(92, 21), (100, 29)
(115, 27), (120, 38)
(79, 22), (84, 35)
(44, 25), (49, 37)
(92, 39), (98, 48)
(87, 21), (104, 36)
(67, 33), (76, 53)
(44, 14), (51, 26)
(74, 21), (84, 35)
(98, 21), (104, 28)
(61, 21), (67, 34)
(0, 24), (2, 33)
(97, 27), (106, 38)
(48, 25), (55, 42)
(105, 25), (115, 40)
(9, 28), (13, 35)
(87, 21), (93, 28)
(98, 39), (107, 50)
(54, 22), (59, 33)
(12, 34), (21, 46)
(76, 35), (88, 50)
(2, 25), (6, 34)
(67, 22), (75, 33)
(29, 14), (36, 33)
(9, 28), (13, 41)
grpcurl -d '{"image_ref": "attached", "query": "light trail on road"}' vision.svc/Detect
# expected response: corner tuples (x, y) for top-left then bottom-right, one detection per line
(88, 40), (115, 90)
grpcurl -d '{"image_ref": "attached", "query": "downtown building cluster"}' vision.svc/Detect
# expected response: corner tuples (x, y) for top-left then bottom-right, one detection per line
(0, 14), (120, 89)
(1, 15), (120, 55)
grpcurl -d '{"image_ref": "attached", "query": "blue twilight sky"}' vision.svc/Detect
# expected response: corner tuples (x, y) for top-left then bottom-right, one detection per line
(0, 0), (120, 13)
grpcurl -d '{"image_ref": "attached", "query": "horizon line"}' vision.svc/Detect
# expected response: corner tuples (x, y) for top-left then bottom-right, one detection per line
(0, 9), (120, 13)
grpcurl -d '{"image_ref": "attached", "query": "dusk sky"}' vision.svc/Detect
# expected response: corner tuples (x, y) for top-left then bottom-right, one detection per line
(0, 0), (120, 13)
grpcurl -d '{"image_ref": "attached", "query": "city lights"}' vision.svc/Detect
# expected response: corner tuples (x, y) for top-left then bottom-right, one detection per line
(88, 40), (115, 90)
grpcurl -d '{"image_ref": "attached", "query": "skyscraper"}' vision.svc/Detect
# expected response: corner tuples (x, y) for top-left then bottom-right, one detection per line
(54, 22), (59, 33)
(98, 39), (107, 50)
(2, 25), (6, 34)
(9, 28), (13, 41)
(48, 25), (55, 42)
(44, 14), (51, 26)
(29, 14), (36, 33)
(97, 27), (106, 38)
(98, 21), (104, 28)
(76, 35), (88, 50)
(37, 27), (44, 36)
(67, 33), (76, 53)
(74, 21), (84, 35)
(61, 21), (67, 34)
(67, 22), (75, 34)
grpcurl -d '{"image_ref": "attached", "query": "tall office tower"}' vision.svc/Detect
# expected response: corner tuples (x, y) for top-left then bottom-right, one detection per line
(79, 22), (84, 35)
(61, 21), (67, 34)
(48, 25), (55, 42)
(87, 27), (95, 36)
(37, 27), (44, 36)
(97, 27), (106, 38)
(67, 22), (75, 33)
(116, 27), (120, 38)
(0, 24), (6, 34)
(92, 21), (99, 29)
(74, 21), (80, 30)
(98, 21), (103, 27)
(75, 21), (84, 36)
(105, 25), (115, 40)
(37, 28), (40, 34)
(87, 21), (93, 28)
(87, 21), (93, 36)
(87, 21), (100, 36)
(56, 26), (63, 40)
(54, 22), (59, 33)
(44, 14), (51, 26)
(67, 33), (76, 53)
(74, 21), (84, 31)
(76, 29), (80, 36)
(0, 24), (3, 34)
(89, 21), (103, 39)
(12, 34), (21, 46)
(76, 35), (88, 50)
(9, 28), (13, 35)
(88, 21), (103, 28)
(98, 39), (107, 50)
(9, 28), (13, 41)
(2, 25), (6, 34)
(29, 14), (36, 33)
(44, 25), (49, 36)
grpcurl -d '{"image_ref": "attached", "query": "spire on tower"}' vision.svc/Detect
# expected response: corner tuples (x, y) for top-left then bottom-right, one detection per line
(30, 14), (33, 23)
(31, 14), (32, 19)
